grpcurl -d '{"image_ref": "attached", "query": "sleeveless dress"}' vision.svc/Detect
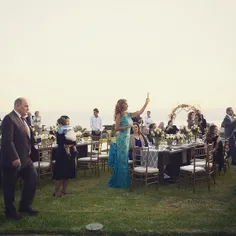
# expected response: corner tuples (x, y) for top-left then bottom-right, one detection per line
(108, 113), (133, 188)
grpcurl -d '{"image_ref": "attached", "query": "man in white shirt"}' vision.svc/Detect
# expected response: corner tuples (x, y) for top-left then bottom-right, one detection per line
(144, 111), (153, 128)
(90, 108), (103, 137)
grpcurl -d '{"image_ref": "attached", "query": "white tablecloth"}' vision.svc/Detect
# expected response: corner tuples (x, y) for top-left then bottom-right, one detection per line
(140, 148), (158, 168)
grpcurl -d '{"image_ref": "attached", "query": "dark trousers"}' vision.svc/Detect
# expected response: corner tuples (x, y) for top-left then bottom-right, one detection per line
(91, 130), (101, 137)
(91, 131), (101, 150)
(229, 137), (236, 165)
(2, 163), (37, 216)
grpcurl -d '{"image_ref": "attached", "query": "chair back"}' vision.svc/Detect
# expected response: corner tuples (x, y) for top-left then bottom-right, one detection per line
(194, 146), (206, 158)
(132, 146), (153, 172)
(132, 147), (143, 167)
(223, 137), (229, 158)
(38, 143), (53, 162)
(205, 143), (214, 171)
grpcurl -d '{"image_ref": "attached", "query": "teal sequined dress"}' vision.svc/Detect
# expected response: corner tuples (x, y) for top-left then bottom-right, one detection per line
(108, 113), (133, 188)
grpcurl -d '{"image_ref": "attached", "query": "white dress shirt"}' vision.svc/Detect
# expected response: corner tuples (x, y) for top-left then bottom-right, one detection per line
(90, 115), (102, 131)
(144, 116), (153, 127)
(14, 110), (31, 138)
(227, 114), (232, 121)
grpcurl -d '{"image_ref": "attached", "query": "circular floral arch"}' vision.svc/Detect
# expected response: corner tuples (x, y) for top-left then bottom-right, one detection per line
(169, 104), (200, 121)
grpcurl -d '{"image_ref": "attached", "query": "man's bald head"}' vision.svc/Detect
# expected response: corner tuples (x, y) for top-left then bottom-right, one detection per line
(14, 97), (29, 117)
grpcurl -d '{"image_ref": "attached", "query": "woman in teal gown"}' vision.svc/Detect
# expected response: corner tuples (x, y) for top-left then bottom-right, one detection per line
(108, 97), (150, 188)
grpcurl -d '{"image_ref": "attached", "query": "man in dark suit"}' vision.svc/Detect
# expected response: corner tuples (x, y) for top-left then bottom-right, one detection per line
(1, 97), (39, 220)
(222, 107), (236, 137)
(222, 107), (236, 165)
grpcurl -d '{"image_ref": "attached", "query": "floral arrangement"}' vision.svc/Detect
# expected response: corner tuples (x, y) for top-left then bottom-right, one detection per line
(191, 124), (201, 135)
(49, 125), (58, 135)
(180, 126), (194, 141)
(152, 128), (165, 140)
(174, 133), (185, 141)
(180, 126), (191, 135)
(34, 132), (56, 143)
(165, 134), (175, 144)
(73, 125), (90, 137)
(174, 133), (185, 145)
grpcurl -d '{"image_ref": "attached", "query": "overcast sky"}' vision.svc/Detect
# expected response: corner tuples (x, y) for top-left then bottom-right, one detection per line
(0, 0), (235, 117)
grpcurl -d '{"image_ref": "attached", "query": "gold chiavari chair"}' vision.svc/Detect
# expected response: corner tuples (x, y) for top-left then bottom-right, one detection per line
(179, 144), (214, 193)
(223, 137), (230, 174)
(77, 140), (100, 176)
(33, 143), (53, 184)
(130, 147), (159, 191)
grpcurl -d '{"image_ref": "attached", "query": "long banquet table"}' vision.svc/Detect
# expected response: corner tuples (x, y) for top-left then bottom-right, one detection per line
(141, 143), (204, 184)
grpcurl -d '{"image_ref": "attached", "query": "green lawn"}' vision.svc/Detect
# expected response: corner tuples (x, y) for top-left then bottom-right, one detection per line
(0, 167), (236, 235)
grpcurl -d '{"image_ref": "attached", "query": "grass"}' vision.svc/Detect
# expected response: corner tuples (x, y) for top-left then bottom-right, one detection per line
(0, 167), (236, 235)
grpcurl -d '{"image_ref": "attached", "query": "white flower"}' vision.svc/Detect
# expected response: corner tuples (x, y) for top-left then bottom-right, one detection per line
(76, 131), (82, 137)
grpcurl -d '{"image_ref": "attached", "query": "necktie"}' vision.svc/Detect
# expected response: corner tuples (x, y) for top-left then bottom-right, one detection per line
(21, 117), (30, 138)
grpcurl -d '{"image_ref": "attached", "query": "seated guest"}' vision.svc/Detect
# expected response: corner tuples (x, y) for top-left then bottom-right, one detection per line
(205, 125), (224, 172)
(147, 123), (157, 145)
(128, 122), (145, 160)
(158, 122), (165, 131)
(165, 120), (179, 134)
(140, 126), (149, 147)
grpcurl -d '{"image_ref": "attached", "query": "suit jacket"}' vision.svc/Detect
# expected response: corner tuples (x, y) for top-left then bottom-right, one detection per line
(0, 110), (39, 168)
(25, 115), (32, 127)
(222, 115), (236, 138)
(147, 132), (155, 144)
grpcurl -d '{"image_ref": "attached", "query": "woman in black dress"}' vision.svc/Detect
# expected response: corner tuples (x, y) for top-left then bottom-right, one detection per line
(52, 116), (77, 197)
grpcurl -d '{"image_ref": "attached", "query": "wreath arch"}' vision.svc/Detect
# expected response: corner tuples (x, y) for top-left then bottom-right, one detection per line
(169, 104), (200, 121)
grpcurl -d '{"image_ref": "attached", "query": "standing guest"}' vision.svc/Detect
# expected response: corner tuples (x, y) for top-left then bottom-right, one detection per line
(187, 111), (195, 129)
(90, 108), (102, 138)
(132, 115), (143, 125)
(222, 107), (236, 165)
(195, 110), (207, 134)
(52, 116), (77, 197)
(1, 98), (38, 220)
(222, 107), (236, 137)
(33, 111), (42, 133)
(57, 117), (77, 156)
(108, 95), (149, 188)
(144, 111), (153, 128)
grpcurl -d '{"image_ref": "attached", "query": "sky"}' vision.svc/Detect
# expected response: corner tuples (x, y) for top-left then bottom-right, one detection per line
(0, 0), (235, 127)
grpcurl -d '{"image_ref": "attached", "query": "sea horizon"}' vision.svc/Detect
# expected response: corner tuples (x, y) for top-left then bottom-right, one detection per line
(0, 107), (226, 130)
